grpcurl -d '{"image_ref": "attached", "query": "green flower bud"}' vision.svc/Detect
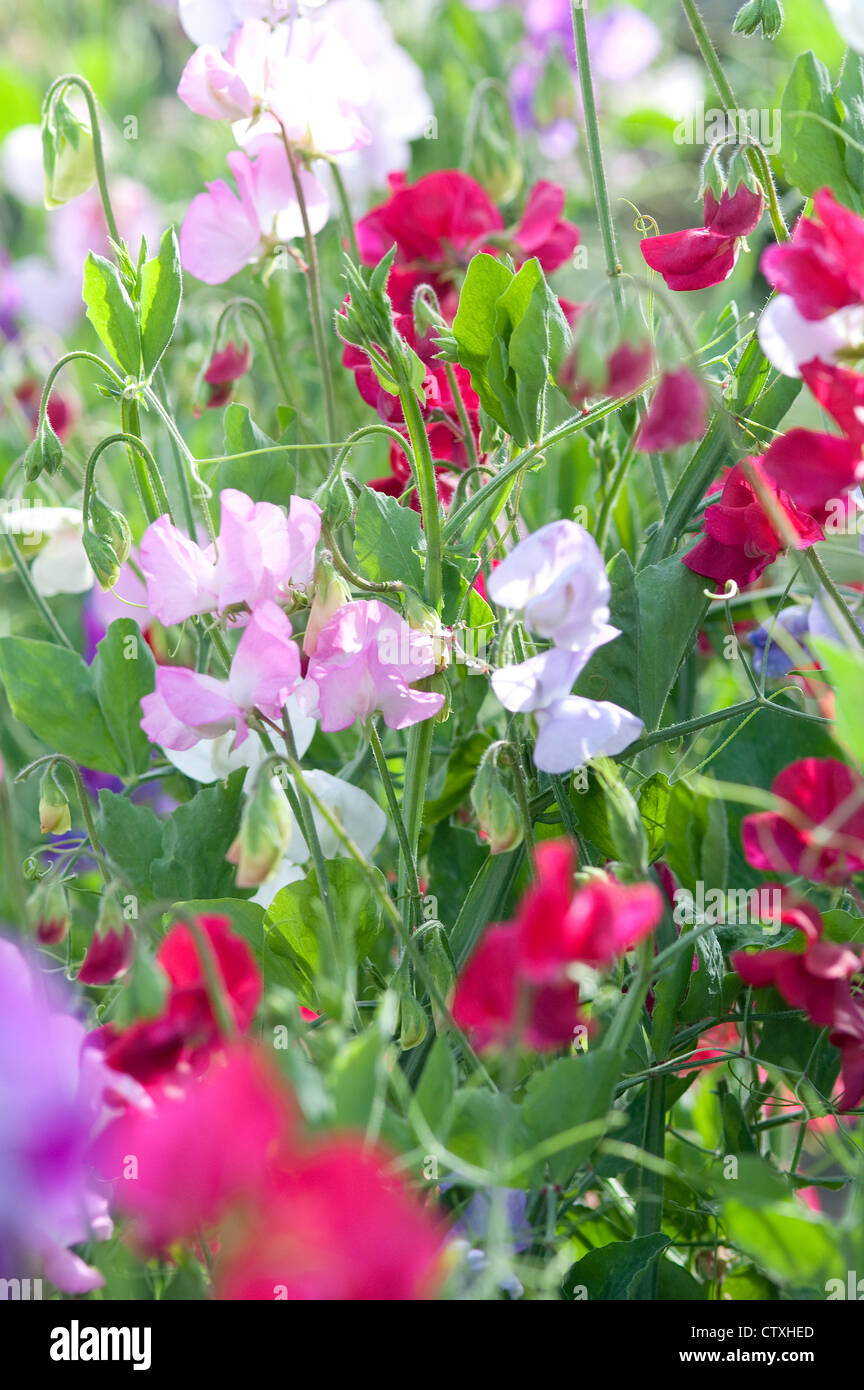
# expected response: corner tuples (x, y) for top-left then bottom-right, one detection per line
(398, 990), (428, 1050)
(314, 473), (354, 531)
(732, 0), (783, 39)
(419, 923), (456, 1034)
(42, 96), (96, 208)
(465, 89), (523, 206)
(83, 490), (132, 590)
(24, 417), (64, 482)
(39, 769), (71, 836)
(470, 742), (524, 854)
(227, 773), (295, 888)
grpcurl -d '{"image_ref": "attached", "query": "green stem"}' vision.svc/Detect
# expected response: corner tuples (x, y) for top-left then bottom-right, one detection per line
(83, 431), (171, 526)
(444, 363), (480, 472)
(279, 713), (343, 991)
(368, 721), (423, 926)
(802, 546), (864, 652)
(595, 434), (637, 551)
(279, 130), (337, 446)
(121, 399), (161, 523)
(570, 2), (624, 312)
(395, 363), (443, 609)
(328, 159), (361, 264)
(44, 75), (120, 245)
(679, 0), (788, 242)
(397, 716), (435, 935)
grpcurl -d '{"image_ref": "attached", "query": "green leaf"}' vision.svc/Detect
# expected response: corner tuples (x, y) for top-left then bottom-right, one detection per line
(151, 771), (248, 902)
(330, 1028), (389, 1130)
(96, 791), (164, 901)
(82, 251), (141, 375)
(723, 1199), (844, 1291)
(265, 858), (386, 987)
(811, 636), (864, 769)
(780, 52), (856, 207)
(639, 772), (670, 862)
(0, 635), (120, 772)
(574, 549), (641, 715)
(562, 1233), (671, 1300)
(91, 619), (155, 777)
(217, 403), (297, 505)
(353, 488), (424, 591)
(414, 1035), (457, 1134)
(521, 1051), (618, 1186)
(636, 554), (708, 730)
(139, 227), (182, 377)
(453, 253), (567, 446)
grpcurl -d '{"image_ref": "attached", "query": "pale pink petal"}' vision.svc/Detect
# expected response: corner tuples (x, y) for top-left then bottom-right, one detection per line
(140, 515), (217, 625)
(180, 178), (260, 285)
(228, 600), (301, 716)
(178, 46), (253, 121)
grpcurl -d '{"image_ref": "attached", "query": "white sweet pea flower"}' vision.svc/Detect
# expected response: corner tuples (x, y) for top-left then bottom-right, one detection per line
(533, 698), (643, 774)
(0, 505), (94, 597)
(161, 700), (315, 783)
(757, 295), (864, 378)
(488, 519), (619, 652)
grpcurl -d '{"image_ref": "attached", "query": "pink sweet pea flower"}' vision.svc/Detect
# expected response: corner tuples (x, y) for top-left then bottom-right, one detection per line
(741, 757), (864, 884)
(760, 428), (864, 525)
(452, 922), (584, 1051)
(178, 18), (281, 121)
(140, 488), (321, 626)
(303, 599), (444, 732)
(140, 600), (301, 750)
(180, 143), (328, 285)
(641, 184), (762, 292)
(761, 189), (864, 322)
(511, 179), (580, 271)
(635, 367), (708, 453)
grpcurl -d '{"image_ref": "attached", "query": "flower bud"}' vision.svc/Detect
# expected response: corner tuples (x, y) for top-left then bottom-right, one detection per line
(39, 769), (71, 835)
(404, 594), (451, 672)
(42, 96), (96, 208)
(23, 417), (64, 482)
(203, 340), (252, 410)
(732, 0), (783, 39)
(465, 87), (523, 206)
(314, 472), (354, 530)
(84, 490), (132, 590)
(27, 877), (70, 945)
(470, 743), (524, 854)
(79, 882), (134, 985)
(398, 990), (428, 1050)
(303, 556), (352, 656)
(227, 773), (295, 888)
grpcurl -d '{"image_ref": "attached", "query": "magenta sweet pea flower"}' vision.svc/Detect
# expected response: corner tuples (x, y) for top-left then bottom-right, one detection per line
(180, 143), (328, 285)
(140, 489), (321, 626)
(635, 366), (708, 453)
(140, 600), (301, 750)
(303, 599), (444, 732)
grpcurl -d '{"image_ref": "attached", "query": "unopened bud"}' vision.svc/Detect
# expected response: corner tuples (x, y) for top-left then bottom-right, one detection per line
(42, 96), (96, 208)
(39, 769), (71, 835)
(470, 742), (524, 854)
(27, 877), (70, 945)
(79, 882), (134, 984)
(227, 772), (295, 887)
(84, 490), (131, 589)
(303, 556), (351, 656)
(732, 0), (783, 39)
(23, 416), (63, 482)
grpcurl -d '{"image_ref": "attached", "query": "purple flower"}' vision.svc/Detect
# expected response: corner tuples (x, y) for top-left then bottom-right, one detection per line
(0, 938), (122, 1291)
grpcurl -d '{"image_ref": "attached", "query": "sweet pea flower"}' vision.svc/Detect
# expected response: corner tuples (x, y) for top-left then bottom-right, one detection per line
(487, 519), (618, 652)
(1, 505), (93, 597)
(177, 1), (327, 48)
(180, 143), (328, 285)
(641, 184), (763, 294)
(760, 429), (864, 525)
(100, 915), (262, 1087)
(762, 190), (864, 322)
(452, 923), (584, 1051)
(202, 340), (252, 409)
(0, 939), (116, 1291)
(532, 695), (644, 774)
(140, 600), (301, 750)
(95, 1045), (291, 1251)
(741, 757), (864, 884)
(683, 460), (823, 591)
(635, 367), (708, 453)
(302, 599), (445, 732)
(757, 297), (864, 379)
(140, 488), (321, 626)
(178, 18), (284, 122)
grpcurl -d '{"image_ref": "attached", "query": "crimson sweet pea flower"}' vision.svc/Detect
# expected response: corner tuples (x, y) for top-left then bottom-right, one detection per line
(94, 1045), (293, 1251)
(761, 188), (864, 321)
(216, 1139), (446, 1300)
(202, 340), (252, 409)
(453, 840), (662, 1051)
(101, 914), (262, 1084)
(760, 428), (864, 525)
(741, 757), (864, 884)
(356, 169), (578, 314)
(731, 895), (864, 1110)
(682, 459), (823, 590)
(634, 366), (708, 452)
(641, 184), (763, 292)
